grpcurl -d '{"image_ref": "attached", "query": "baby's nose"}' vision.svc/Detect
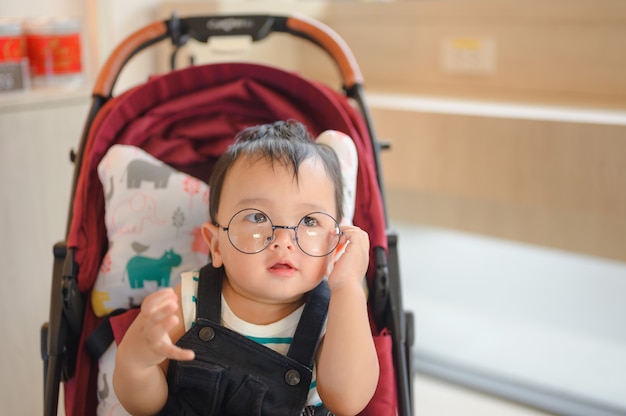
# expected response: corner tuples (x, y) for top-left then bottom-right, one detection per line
(271, 227), (297, 248)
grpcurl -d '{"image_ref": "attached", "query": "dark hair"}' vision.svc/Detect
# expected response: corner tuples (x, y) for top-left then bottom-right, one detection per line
(209, 120), (344, 222)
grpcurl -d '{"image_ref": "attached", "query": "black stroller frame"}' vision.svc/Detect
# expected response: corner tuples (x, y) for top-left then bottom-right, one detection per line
(41, 13), (414, 416)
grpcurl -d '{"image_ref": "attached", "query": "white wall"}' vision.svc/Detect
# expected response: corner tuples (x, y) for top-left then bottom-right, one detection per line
(0, 2), (139, 415)
(0, 0), (82, 18)
(1, 5), (90, 416)
(0, 92), (90, 415)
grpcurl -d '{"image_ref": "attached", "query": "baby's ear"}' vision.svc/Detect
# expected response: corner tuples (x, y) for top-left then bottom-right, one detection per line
(201, 222), (223, 267)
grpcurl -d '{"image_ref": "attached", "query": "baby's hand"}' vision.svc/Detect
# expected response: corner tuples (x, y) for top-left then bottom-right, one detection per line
(326, 225), (370, 291)
(126, 288), (195, 367)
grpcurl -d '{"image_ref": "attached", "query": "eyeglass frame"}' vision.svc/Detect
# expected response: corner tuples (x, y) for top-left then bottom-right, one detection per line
(215, 208), (343, 257)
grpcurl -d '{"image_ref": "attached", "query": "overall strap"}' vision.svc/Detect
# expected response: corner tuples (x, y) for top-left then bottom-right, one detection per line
(287, 280), (330, 367)
(196, 262), (330, 368)
(196, 264), (223, 323)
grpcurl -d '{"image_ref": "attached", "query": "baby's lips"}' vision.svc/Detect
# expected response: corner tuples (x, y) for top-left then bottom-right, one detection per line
(269, 260), (296, 271)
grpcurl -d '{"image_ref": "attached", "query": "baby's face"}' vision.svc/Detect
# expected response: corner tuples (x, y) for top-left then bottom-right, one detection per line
(210, 155), (337, 309)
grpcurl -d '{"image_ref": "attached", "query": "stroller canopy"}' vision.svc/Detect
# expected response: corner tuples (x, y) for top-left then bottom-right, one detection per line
(70, 62), (387, 293)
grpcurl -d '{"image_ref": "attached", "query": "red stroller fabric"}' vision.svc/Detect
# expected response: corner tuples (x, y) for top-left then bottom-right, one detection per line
(65, 62), (391, 415)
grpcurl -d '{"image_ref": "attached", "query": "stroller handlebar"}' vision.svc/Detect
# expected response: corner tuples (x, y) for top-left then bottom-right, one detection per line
(94, 21), (169, 98)
(284, 13), (364, 90)
(93, 14), (364, 99)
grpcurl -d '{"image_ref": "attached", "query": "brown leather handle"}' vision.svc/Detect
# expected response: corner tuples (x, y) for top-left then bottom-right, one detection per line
(286, 13), (363, 90)
(93, 21), (169, 98)
(93, 15), (364, 97)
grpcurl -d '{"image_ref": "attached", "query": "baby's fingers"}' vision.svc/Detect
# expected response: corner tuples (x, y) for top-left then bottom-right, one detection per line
(162, 343), (195, 362)
(141, 288), (178, 317)
(141, 309), (180, 343)
(142, 313), (193, 361)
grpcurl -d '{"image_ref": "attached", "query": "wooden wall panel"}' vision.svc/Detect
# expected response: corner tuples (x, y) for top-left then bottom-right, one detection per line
(311, 0), (626, 261)
(313, 0), (626, 108)
(374, 107), (626, 262)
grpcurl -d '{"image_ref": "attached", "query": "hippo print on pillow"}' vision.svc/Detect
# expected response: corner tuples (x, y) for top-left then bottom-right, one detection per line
(91, 145), (210, 317)
(127, 249), (182, 289)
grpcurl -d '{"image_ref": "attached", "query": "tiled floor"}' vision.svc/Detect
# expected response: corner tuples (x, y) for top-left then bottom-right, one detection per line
(393, 221), (626, 415)
(413, 372), (552, 416)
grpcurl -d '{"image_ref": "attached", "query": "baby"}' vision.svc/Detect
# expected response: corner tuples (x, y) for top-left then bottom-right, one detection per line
(113, 120), (379, 416)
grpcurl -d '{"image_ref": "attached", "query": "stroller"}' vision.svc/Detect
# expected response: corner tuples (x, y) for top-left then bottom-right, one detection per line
(41, 13), (414, 416)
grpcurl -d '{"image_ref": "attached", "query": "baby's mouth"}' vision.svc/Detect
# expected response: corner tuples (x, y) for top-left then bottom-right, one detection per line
(271, 262), (294, 270)
(269, 261), (296, 275)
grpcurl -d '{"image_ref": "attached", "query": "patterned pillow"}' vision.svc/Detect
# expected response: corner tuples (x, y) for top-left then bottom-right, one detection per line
(91, 145), (210, 317)
(97, 343), (128, 416)
(316, 130), (358, 225)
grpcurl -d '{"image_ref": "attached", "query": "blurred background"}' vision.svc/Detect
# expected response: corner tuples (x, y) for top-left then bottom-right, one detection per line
(1, 1), (625, 415)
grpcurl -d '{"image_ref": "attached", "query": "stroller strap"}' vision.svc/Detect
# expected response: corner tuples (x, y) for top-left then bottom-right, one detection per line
(85, 308), (135, 360)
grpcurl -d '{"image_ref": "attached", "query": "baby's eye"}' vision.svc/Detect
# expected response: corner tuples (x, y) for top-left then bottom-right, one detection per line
(245, 211), (268, 224)
(301, 215), (319, 227)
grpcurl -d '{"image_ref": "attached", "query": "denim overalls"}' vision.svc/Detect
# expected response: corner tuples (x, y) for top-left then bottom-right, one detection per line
(159, 264), (332, 416)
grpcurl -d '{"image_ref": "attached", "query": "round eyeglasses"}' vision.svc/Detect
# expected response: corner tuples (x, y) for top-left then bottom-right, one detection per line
(216, 208), (342, 257)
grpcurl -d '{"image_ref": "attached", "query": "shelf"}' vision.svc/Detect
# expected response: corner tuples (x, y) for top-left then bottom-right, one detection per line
(0, 84), (91, 113)
(366, 92), (626, 126)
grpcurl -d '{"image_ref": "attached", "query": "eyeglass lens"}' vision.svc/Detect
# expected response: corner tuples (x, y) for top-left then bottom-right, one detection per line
(226, 209), (341, 257)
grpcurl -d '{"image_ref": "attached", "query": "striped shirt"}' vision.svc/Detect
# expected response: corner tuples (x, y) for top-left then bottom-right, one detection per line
(180, 271), (324, 408)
